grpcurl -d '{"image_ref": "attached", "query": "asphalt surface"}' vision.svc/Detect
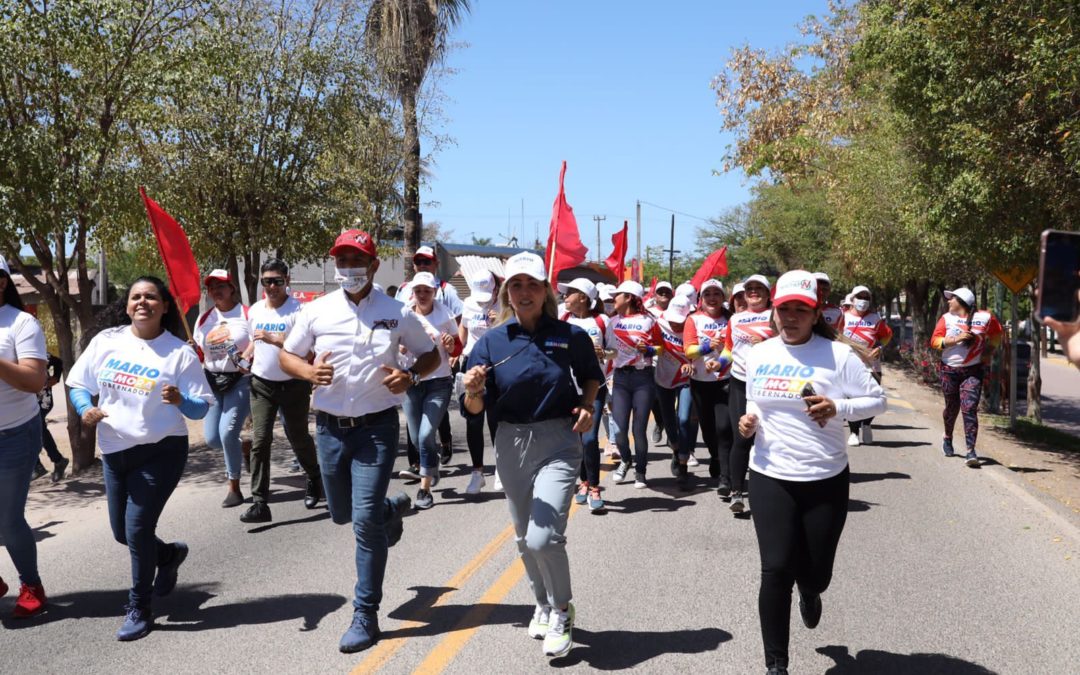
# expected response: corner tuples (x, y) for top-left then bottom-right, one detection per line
(1039, 354), (1080, 438)
(4, 384), (1080, 675)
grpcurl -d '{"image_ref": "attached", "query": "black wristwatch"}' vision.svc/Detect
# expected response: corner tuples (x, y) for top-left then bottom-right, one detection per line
(407, 367), (421, 387)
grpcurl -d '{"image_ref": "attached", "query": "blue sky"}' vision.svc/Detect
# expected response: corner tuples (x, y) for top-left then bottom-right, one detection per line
(423, 0), (829, 262)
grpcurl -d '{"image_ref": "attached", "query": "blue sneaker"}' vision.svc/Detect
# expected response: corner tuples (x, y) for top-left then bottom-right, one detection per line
(153, 542), (188, 597)
(942, 437), (955, 457)
(965, 450), (980, 468)
(587, 486), (605, 513)
(116, 604), (153, 641)
(339, 609), (379, 653)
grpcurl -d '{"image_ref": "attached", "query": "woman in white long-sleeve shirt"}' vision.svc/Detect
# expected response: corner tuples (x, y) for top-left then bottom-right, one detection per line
(738, 270), (886, 675)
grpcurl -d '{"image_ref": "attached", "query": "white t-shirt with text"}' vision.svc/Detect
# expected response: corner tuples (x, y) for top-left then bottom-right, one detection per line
(0, 305), (47, 430)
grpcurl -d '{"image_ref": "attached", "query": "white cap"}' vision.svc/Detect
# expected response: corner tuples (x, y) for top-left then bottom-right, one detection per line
(732, 282), (745, 296)
(414, 245), (436, 260)
(744, 274), (771, 291)
(557, 277), (598, 302)
(0, 255), (9, 276)
(504, 251), (547, 281)
(813, 272), (831, 284)
(841, 293), (853, 307)
(944, 287), (976, 308)
(411, 272), (437, 289)
(598, 283), (615, 301)
(700, 278), (726, 295)
(662, 295), (694, 323)
(850, 285), (871, 298)
(772, 270), (818, 307)
(614, 280), (644, 299)
(468, 270), (496, 303)
(674, 282), (698, 303)
(654, 281), (674, 294)
(203, 269), (232, 286)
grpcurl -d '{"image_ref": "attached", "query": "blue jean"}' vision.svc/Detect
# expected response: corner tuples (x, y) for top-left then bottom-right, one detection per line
(656, 384), (698, 461)
(612, 367), (655, 475)
(0, 416), (43, 586)
(579, 387), (608, 485)
(314, 408), (398, 613)
(402, 377), (452, 478)
(203, 376), (251, 480)
(102, 436), (188, 607)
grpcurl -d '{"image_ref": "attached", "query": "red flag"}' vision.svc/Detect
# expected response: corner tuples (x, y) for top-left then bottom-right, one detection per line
(544, 162), (588, 284)
(690, 246), (728, 290)
(629, 258), (640, 282)
(140, 187), (201, 315)
(604, 220), (629, 281)
(643, 276), (658, 302)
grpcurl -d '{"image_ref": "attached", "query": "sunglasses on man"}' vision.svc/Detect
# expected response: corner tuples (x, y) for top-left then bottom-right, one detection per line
(260, 277), (286, 287)
(413, 257), (435, 266)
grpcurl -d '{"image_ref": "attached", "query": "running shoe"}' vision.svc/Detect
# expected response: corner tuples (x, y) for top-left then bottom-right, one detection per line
(575, 482), (589, 505)
(51, 457), (69, 483)
(687, 453), (700, 467)
(543, 603), (575, 657)
(676, 463), (689, 490)
(652, 425), (663, 444)
(798, 588), (822, 629)
(730, 493), (746, 514)
(708, 456), (720, 479)
(440, 442), (453, 465)
(588, 487), (605, 512)
(12, 583), (46, 618)
(861, 425), (874, 444)
(611, 462), (630, 484)
(669, 453), (679, 477)
(116, 604), (153, 641)
(493, 471), (504, 491)
(965, 450), (980, 468)
(398, 465), (421, 481)
(942, 437), (955, 457)
(32, 462), (48, 481)
(717, 482), (732, 500)
(414, 488), (434, 510)
(466, 470), (486, 495)
(767, 667), (789, 675)
(847, 432), (860, 447)
(240, 502), (272, 524)
(633, 471), (647, 489)
(153, 542), (189, 596)
(528, 605), (551, 639)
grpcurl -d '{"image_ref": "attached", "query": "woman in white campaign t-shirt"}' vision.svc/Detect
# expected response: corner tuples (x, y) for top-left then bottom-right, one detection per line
(737, 271), (886, 675)
(0, 258), (49, 619)
(67, 276), (213, 641)
(192, 270), (251, 507)
(400, 272), (461, 510)
(458, 270), (500, 494)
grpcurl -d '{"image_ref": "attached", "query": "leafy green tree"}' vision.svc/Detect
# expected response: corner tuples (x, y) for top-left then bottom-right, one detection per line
(365, 0), (471, 278)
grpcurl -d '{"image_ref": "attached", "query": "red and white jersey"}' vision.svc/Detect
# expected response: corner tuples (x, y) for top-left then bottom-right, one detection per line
(932, 310), (1003, 367)
(822, 303), (844, 331)
(655, 318), (691, 388)
(684, 311), (731, 382)
(562, 313), (611, 377)
(841, 311), (893, 372)
(724, 310), (776, 381)
(605, 312), (662, 370)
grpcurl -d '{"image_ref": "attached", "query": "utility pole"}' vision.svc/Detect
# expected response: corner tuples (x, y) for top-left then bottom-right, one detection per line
(635, 200), (642, 279)
(664, 214), (679, 285)
(592, 215), (607, 263)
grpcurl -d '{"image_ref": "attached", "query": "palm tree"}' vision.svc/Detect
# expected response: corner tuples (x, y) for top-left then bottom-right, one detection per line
(365, 0), (471, 276)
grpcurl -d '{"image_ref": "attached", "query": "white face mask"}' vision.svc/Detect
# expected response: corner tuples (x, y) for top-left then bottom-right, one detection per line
(334, 267), (368, 293)
(603, 302), (615, 314)
(853, 299), (871, 312)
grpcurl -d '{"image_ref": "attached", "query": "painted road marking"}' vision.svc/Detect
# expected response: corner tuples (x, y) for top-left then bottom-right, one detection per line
(888, 397), (915, 410)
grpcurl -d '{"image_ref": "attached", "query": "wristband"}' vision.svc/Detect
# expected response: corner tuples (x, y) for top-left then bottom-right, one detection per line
(644, 346), (656, 357)
(700, 337), (713, 355)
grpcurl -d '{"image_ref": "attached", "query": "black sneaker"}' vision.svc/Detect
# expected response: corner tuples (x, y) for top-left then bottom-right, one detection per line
(652, 426), (663, 445)
(943, 437), (955, 457)
(676, 463), (689, 490)
(965, 450), (980, 468)
(153, 542), (189, 597)
(798, 588), (822, 629)
(51, 457), (70, 483)
(399, 465), (421, 481)
(415, 488), (434, 510)
(385, 492), (411, 546)
(708, 456), (720, 479)
(240, 502), (272, 523)
(730, 492), (745, 514)
(717, 482), (732, 500)
(439, 443), (453, 465)
(32, 462), (48, 481)
(304, 477), (323, 509)
(766, 667), (789, 675)
(669, 453), (679, 477)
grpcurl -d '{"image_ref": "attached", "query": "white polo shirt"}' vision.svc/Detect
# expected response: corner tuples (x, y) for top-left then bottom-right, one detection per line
(0, 305), (47, 430)
(283, 288), (436, 417)
(248, 296), (301, 382)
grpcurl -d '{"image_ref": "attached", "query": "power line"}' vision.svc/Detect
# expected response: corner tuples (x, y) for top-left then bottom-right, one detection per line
(637, 200), (716, 224)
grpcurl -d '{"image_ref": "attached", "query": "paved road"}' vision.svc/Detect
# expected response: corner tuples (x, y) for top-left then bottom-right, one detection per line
(1039, 354), (1080, 438)
(5, 387), (1080, 674)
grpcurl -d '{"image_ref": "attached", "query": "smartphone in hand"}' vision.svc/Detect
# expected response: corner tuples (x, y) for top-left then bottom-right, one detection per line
(801, 382), (817, 408)
(1037, 229), (1080, 322)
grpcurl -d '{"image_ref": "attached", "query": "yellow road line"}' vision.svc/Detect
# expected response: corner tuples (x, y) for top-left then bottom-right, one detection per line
(888, 397), (915, 410)
(350, 524), (515, 674)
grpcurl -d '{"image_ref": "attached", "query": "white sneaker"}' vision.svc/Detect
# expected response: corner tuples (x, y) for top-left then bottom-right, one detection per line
(847, 432), (860, 447)
(861, 425), (873, 444)
(493, 471), (503, 491)
(465, 470), (485, 495)
(686, 454), (699, 467)
(528, 605), (550, 639)
(543, 604), (574, 657)
(611, 462), (629, 483)
(633, 478), (647, 489)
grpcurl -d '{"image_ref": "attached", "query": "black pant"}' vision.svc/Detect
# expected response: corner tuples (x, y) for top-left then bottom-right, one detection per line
(750, 467), (849, 670)
(727, 378), (753, 492)
(250, 376), (320, 503)
(466, 408), (496, 469)
(690, 378), (732, 482)
(39, 410), (63, 465)
(849, 372), (882, 433)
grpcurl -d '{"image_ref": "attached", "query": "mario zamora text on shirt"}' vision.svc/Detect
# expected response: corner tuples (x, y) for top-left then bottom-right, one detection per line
(100, 358), (159, 396)
(751, 363), (815, 400)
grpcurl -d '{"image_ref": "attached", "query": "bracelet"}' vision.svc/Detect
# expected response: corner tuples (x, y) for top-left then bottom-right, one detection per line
(465, 389), (485, 400)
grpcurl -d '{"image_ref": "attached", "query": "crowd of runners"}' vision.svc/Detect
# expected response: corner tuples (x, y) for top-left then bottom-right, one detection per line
(0, 233), (1010, 674)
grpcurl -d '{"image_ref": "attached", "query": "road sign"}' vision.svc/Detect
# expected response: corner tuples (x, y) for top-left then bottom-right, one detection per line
(991, 266), (1037, 294)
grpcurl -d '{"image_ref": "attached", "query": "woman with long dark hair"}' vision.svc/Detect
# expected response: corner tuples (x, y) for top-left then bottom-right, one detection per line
(67, 277), (212, 640)
(654, 294), (698, 489)
(605, 281), (663, 489)
(0, 256), (49, 618)
(684, 279), (734, 491)
(461, 252), (603, 658)
(738, 271), (886, 675)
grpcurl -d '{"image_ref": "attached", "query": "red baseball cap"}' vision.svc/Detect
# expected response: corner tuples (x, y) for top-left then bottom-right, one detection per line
(329, 229), (377, 257)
